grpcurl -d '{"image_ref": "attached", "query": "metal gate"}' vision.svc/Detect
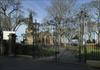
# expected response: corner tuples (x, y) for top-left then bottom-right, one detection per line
(15, 21), (81, 63)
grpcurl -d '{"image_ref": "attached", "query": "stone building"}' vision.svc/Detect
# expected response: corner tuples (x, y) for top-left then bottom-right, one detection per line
(24, 11), (40, 45)
(24, 22), (39, 45)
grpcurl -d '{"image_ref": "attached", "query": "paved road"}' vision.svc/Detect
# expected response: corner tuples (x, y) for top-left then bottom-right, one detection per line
(58, 50), (78, 63)
(56, 47), (78, 63)
(0, 56), (99, 70)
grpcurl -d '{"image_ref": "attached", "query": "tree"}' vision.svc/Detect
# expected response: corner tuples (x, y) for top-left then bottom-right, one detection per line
(83, 0), (100, 44)
(0, 0), (23, 31)
(91, 0), (100, 44)
(76, 9), (90, 45)
(47, 0), (76, 22)
(46, 0), (76, 45)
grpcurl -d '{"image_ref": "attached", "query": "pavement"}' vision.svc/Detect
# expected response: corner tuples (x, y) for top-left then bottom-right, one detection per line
(87, 60), (100, 68)
(0, 56), (99, 70)
(57, 48), (78, 63)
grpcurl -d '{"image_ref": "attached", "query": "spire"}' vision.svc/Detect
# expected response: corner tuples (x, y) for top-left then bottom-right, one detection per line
(35, 19), (37, 23)
(29, 10), (33, 24)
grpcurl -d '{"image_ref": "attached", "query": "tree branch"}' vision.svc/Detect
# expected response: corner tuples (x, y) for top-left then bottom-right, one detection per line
(8, 8), (18, 16)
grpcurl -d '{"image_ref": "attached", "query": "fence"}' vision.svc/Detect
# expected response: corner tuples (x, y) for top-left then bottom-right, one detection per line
(80, 43), (100, 63)
(85, 43), (100, 60)
(16, 43), (56, 58)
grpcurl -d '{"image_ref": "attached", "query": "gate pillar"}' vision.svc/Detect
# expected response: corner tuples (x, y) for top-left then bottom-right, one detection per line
(0, 29), (4, 56)
(8, 33), (16, 56)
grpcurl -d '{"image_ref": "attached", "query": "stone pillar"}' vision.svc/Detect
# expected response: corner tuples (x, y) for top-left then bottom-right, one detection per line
(0, 30), (4, 56)
(8, 33), (16, 56)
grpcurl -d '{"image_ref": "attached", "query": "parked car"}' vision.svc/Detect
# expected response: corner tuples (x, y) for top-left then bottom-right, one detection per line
(70, 39), (79, 46)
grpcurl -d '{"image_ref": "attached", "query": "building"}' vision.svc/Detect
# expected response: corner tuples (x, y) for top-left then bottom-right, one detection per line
(24, 11), (40, 45)
(24, 22), (39, 45)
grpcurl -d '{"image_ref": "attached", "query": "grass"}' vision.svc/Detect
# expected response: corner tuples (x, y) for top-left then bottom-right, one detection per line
(39, 47), (56, 57)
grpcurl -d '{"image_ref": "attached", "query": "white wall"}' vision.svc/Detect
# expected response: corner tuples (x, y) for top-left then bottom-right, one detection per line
(3, 31), (15, 40)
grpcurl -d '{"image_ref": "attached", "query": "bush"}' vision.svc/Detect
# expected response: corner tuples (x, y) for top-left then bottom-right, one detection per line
(92, 39), (95, 43)
(39, 48), (55, 57)
(16, 45), (33, 55)
(16, 44), (55, 57)
(87, 39), (96, 43)
(87, 39), (91, 43)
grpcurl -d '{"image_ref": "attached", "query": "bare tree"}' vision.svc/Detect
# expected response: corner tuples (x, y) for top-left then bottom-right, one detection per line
(0, 0), (23, 31)
(91, 0), (100, 44)
(84, 0), (100, 44)
(76, 9), (90, 45)
(46, 0), (76, 46)
(47, 0), (76, 21)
